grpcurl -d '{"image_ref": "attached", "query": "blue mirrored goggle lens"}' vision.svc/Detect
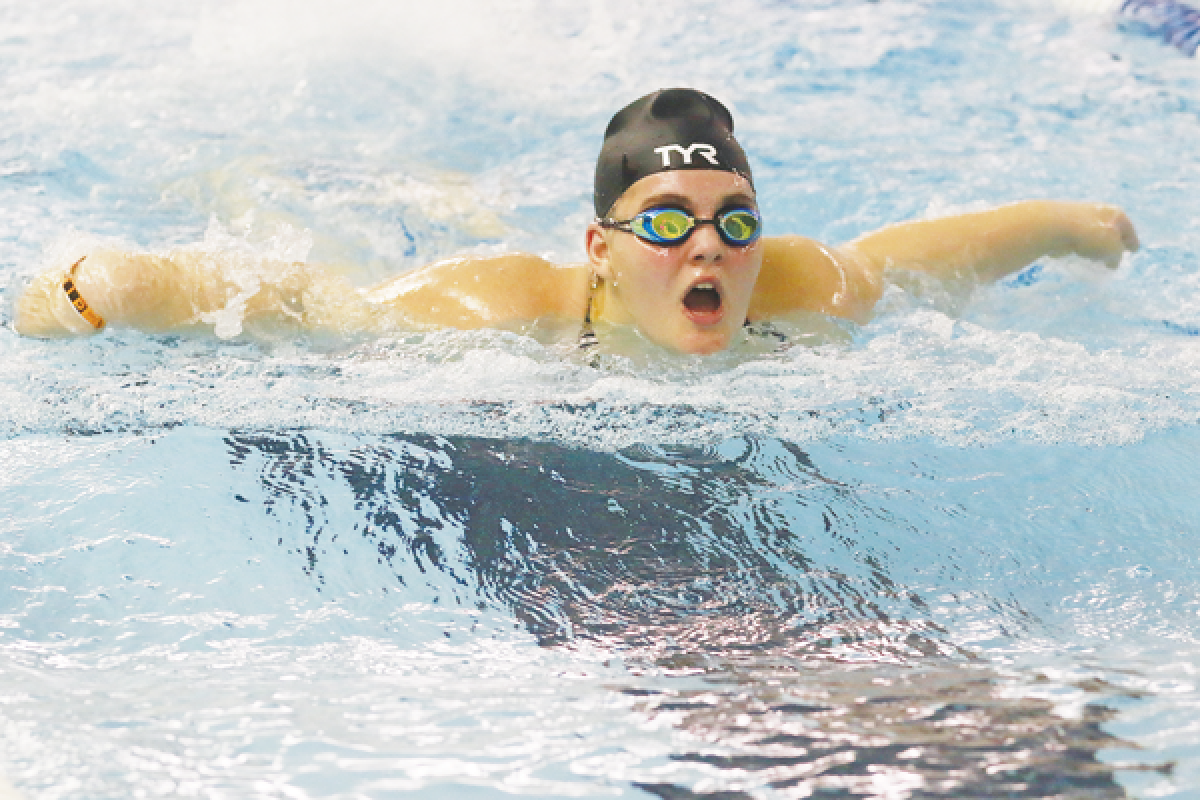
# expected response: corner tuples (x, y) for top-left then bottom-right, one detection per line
(718, 210), (760, 244)
(629, 208), (760, 246)
(632, 209), (692, 242)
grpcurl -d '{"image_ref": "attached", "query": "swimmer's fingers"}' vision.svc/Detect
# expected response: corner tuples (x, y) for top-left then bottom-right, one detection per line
(1074, 204), (1139, 270)
(1100, 206), (1140, 265)
(1114, 207), (1140, 254)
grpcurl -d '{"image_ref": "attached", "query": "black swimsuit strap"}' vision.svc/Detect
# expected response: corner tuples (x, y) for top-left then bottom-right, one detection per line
(579, 279), (599, 350)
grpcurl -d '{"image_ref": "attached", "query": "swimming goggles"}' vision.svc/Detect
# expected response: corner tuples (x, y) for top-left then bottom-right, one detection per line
(598, 207), (762, 247)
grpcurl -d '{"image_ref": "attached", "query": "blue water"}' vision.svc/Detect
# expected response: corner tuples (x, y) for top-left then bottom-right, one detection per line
(3, 0), (1200, 796)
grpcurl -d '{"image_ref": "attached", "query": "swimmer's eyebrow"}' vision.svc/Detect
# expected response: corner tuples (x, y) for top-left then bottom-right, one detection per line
(636, 191), (758, 213)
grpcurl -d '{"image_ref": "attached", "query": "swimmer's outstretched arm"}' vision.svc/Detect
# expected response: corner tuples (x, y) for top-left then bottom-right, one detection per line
(364, 254), (590, 330)
(15, 249), (215, 336)
(13, 248), (353, 337)
(752, 200), (1138, 324)
(14, 247), (590, 338)
(846, 200), (1139, 283)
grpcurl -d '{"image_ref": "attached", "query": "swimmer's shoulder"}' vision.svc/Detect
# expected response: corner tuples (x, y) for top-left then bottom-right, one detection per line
(750, 235), (882, 323)
(367, 253), (591, 328)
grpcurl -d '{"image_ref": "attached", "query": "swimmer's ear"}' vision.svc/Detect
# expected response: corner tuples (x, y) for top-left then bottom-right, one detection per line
(585, 222), (615, 282)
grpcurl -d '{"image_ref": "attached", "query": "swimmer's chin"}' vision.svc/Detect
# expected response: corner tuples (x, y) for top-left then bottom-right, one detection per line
(667, 329), (735, 356)
(591, 320), (734, 358)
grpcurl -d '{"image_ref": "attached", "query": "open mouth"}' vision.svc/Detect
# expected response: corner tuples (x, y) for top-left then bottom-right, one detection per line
(683, 282), (722, 315)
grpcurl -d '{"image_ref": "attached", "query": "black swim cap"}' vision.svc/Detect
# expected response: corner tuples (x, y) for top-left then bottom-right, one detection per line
(594, 88), (754, 217)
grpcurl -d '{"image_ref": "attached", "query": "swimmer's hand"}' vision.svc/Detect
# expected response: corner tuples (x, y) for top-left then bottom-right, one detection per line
(1064, 203), (1139, 270)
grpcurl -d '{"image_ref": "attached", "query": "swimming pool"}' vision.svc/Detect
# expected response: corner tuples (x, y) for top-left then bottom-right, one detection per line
(3, 0), (1200, 796)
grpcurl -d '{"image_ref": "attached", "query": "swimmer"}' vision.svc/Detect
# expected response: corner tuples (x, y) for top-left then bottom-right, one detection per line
(14, 88), (1139, 354)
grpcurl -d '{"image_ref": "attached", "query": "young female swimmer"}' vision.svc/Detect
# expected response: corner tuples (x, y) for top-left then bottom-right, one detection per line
(14, 88), (1139, 355)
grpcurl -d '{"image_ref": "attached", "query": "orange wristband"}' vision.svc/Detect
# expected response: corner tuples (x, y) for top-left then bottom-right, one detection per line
(61, 256), (105, 330)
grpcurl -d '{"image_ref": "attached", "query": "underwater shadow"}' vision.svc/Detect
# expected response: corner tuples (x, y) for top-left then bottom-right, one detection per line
(224, 431), (1149, 798)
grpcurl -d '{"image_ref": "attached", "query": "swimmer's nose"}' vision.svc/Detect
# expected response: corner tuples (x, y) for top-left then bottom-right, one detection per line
(688, 222), (725, 263)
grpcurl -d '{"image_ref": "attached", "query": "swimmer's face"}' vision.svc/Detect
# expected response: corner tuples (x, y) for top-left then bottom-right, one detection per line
(586, 170), (763, 355)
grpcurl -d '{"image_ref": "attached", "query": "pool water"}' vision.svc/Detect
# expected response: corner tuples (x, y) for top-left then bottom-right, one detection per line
(3, 0), (1200, 796)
